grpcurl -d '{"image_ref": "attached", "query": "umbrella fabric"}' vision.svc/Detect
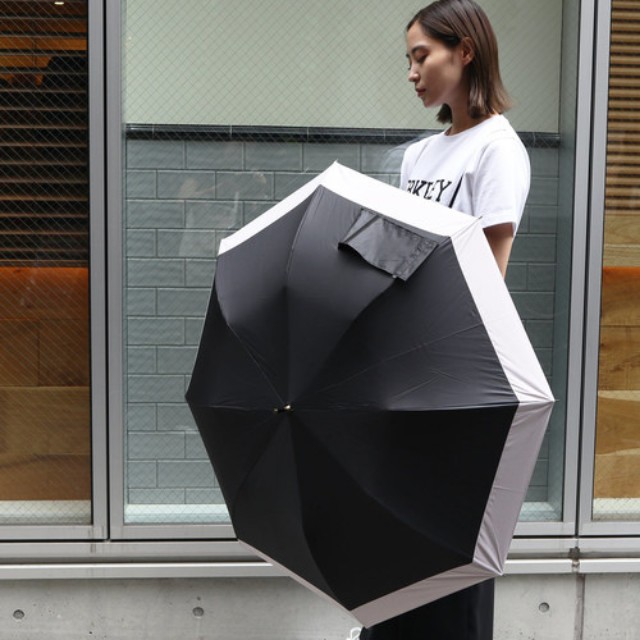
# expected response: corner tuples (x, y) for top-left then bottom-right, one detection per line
(186, 162), (554, 627)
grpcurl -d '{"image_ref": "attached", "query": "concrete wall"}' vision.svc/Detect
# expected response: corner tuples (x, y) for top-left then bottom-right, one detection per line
(2, 573), (639, 639)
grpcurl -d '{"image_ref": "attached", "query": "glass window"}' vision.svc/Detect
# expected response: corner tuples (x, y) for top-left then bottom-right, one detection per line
(0, 0), (90, 525)
(121, 0), (579, 528)
(593, 0), (640, 521)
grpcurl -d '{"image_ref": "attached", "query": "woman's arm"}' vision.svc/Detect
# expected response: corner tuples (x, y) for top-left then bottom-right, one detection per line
(473, 136), (529, 278)
(483, 222), (514, 278)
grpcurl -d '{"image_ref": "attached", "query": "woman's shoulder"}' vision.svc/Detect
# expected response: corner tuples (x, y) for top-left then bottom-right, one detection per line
(471, 116), (529, 165)
(401, 131), (440, 166)
(481, 116), (526, 149)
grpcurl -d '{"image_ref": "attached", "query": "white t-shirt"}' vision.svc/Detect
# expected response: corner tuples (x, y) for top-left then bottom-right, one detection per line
(400, 115), (530, 233)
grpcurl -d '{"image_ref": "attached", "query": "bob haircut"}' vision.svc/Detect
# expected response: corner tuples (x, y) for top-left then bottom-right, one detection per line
(407, 0), (512, 124)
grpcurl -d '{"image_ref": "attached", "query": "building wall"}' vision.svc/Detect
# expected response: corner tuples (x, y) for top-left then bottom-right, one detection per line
(124, 0), (562, 132)
(3, 573), (639, 639)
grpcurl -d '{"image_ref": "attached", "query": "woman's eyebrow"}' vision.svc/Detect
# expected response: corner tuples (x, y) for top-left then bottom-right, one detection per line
(408, 45), (428, 57)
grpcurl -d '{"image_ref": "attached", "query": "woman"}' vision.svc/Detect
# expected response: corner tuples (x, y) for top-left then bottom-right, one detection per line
(360, 1), (530, 639)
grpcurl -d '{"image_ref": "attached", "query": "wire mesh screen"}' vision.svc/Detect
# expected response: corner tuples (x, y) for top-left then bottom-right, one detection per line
(122, 0), (576, 526)
(0, 0), (90, 525)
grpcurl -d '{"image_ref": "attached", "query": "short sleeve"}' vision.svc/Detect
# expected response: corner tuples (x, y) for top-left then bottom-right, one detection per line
(472, 137), (531, 234)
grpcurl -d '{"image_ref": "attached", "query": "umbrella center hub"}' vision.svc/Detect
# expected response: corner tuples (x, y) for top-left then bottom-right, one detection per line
(274, 404), (293, 414)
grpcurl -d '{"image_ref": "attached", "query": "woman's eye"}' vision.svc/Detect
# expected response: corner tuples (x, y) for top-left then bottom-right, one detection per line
(407, 53), (426, 70)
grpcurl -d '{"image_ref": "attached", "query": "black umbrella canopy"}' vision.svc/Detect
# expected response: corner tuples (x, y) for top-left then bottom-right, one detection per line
(186, 163), (553, 626)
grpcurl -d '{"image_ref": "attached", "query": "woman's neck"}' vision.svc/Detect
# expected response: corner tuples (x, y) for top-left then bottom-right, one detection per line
(447, 110), (496, 136)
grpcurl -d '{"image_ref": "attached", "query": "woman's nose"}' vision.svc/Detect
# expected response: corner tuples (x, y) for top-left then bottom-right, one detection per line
(408, 68), (418, 82)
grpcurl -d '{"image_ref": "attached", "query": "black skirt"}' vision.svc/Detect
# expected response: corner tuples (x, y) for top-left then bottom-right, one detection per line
(359, 580), (494, 640)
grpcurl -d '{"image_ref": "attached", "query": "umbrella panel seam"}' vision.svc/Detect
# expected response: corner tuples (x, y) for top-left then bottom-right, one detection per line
(216, 297), (287, 407)
(296, 421), (481, 564)
(308, 320), (504, 401)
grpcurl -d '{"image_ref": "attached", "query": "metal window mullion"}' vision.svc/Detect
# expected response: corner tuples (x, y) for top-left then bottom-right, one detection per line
(564, 0), (598, 534)
(105, 0), (126, 539)
(577, 0), (615, 535)
(112, 524), (236, 541)
(515, 521), (578, 537)
(0, 539), (254, 562)
(0, 525), (100, 541)
(539, 0), (601, 536)
(88, 0), (108, 540)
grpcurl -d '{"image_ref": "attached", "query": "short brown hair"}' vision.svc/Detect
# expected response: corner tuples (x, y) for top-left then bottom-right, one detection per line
(408, 0), (512, 124)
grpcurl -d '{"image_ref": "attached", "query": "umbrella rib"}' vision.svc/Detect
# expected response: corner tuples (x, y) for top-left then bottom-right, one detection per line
(299, 422), (478, 563)
(189, 403), (274, 412)
(229, 417), (342, 602)
(386, 370), (457, 403)
(383, 369), (518, 408)
(223, 414), (286, 524)
(312, 321), (488, 396)
(221, 319), (286, 406)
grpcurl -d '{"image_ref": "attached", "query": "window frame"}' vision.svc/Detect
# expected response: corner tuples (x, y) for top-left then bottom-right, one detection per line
(105, 0), (596, 544)
(0, 0), (108, 541)
(0, 0), (635, 561)
(514, 0), (595, 540)
(106, 0), (234, 541)
(577, 0), (640, 537)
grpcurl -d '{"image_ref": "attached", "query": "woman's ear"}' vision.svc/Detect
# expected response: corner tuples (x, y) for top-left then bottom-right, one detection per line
(459, 37), (474, 66)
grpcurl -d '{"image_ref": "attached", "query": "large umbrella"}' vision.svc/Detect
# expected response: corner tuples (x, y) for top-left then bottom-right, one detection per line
(186, 162), (554, 627)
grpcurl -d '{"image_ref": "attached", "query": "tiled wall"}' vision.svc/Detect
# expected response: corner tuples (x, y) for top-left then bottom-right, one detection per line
(124, 137), (559, 518)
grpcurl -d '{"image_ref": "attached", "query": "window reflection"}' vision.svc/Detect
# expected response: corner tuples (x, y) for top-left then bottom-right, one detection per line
(0, 0), (90, 524)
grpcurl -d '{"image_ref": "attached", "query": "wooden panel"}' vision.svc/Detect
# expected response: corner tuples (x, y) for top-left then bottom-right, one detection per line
(606, 174), (640, 186)
(598, 326), (640, 389)
(39, 317), (90, 386)
(0, 267), (89, 385)
(612, 32), (640, 44)
(601, 267), (640, 325)
(605, 121), (640, 132)
(0, 36), (85, 51)
(608, 143), (640, 157)
(0, 455), (90, 500)
(0, 54), (51, 69)
(605, 200), (640, 214)
(607, 131), (640, 144)
(0, 1), (86, 18)
(0, 266), (88, 321)
(604, 164), (640, 176)
(608, 109), (640, 123)
(603, 243), (640, 267)
(0, 319), (38, 385)
(0, 386), (90, 457)
(598, 0), (640, 499)
(610, 76), (640, 87)
(605, 213), (640, 245)
(0, 18), (86, 36)
(604, 184), (640, 198)
(594, 449), (640, 498)
(596, 391), (640, 453)
(612, 21), (640, 34)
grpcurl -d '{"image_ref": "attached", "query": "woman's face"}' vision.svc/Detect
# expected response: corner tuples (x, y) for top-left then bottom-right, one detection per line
(405, 21), (469, 111)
